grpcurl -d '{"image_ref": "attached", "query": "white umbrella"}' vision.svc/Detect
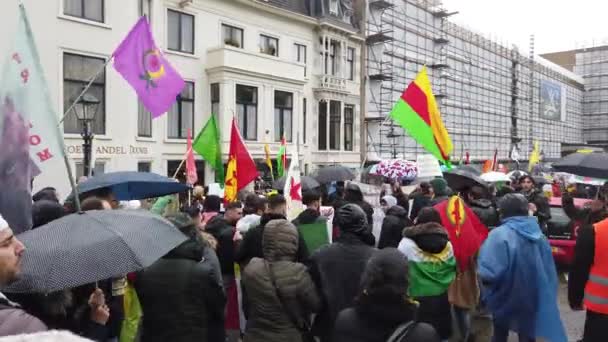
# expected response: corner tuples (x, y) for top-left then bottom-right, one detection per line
(481, 171), (510, 183)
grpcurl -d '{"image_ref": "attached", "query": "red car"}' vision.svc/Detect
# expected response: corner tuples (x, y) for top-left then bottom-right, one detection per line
(547, 197), (591, 267)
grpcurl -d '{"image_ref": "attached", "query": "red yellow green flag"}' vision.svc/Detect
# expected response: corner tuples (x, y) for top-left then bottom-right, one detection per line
(389, 66), (453, 165)
(224, 118), (259, 202)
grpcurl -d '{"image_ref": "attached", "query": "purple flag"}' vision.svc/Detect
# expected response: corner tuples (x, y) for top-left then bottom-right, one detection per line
(113, 17), (185, 118)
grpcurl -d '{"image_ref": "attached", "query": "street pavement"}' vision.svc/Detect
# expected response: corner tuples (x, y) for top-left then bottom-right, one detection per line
(556, 279), (585, 342)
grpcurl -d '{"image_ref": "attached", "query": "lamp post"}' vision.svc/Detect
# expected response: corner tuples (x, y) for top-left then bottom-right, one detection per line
(72, 92), (100, 178)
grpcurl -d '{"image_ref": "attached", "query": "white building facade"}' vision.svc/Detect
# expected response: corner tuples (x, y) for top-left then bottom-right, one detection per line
(0, 0), (363, 197)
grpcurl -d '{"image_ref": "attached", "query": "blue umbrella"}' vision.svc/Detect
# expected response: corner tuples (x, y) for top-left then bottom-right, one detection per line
(76, 171), (190, 200)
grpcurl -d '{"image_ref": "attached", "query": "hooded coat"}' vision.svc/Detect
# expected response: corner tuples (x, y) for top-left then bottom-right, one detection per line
(468, 198), (500, 229)
(398, 223), (456, 339)
(242, 220), (320, 342)
(308, 204), (376, 342)
(205, 215), (237, 277)
(135, 238), (226, 342)
(378, 206), (412, 249)
(478, 215), (566, 342)
(236, 213), (309, 266)
(344, 184), (374, 227)
(332, 248), (440, 342)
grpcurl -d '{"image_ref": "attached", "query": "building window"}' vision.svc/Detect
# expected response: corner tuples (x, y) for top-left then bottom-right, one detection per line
(274, 91), (293, 142)
(167, 81), (194, 139)
(329, 100), (341, 150)
(259, 35), (278, 56)
(168, 160), (205, 185)
(138, 0), (152, 19)
(211, 83), (220, 115)
(167, 9), (194, 54)
(294, 43), (307, 76)
(63, 53), (106, 134)
(347, 47), (355, 80)
(303, 98), (307, 144)
(323, 40), (338, 76)
(344, 105), (354, 151)
(137, 101), (152, 137)
(329, 0), (339, 15)
(137, 161), (151, 173)
(76, 161), (105, 179)
(64, 0), (104, 23)
(236, 85), (257, 140)
(222, 24), (243, 48)
(318, 101), (327, 150)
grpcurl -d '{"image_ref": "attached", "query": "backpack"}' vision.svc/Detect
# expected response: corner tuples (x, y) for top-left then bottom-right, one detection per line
(386, 321), (417, 342)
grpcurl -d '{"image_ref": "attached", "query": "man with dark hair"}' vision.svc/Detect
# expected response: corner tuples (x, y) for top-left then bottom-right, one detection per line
(32, 187), (59, 203)
(236, 194), (308, 266)
(205, 201), (242, 286)
(237, 195), (267, 234)
(81, 197), (112, 211)
(292, 190), (330, 254)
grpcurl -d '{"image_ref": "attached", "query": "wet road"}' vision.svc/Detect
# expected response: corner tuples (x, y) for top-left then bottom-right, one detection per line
(556, 279), (585, 342)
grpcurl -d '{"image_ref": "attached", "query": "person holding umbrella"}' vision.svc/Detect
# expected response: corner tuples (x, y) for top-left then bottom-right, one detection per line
(0, 214), (47, 336)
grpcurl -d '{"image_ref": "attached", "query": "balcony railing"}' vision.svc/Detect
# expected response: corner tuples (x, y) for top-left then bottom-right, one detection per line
(320, 75), (347, 91)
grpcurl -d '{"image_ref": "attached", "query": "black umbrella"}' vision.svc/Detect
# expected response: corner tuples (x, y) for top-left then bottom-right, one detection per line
(552, 152), (608, 179)
(443, 168), (488, 192)
(4, 210), (187, 293)
(273, 175), (320, 191)
(75, 171), (190, 201)
(314, 166), (355, 184)
(457, 165), (482, 176)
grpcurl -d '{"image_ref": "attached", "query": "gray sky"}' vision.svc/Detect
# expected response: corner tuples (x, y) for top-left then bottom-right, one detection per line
(441, 0), (608, 54)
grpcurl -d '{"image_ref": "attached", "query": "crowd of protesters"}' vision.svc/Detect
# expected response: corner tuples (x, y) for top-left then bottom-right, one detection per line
(0, 172), (606, 341)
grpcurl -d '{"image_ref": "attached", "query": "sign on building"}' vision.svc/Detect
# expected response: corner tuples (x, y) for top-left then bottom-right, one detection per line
(539, 79), (566, 121)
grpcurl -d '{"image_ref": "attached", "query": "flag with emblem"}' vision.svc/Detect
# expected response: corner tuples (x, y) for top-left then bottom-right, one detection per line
(113, 16), (184, 117)
(434, 196), (488, 271)
(224, 118), (258, 203)
(283, 149), (303, 220)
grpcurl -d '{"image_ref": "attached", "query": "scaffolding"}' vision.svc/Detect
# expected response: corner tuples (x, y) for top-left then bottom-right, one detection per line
(574, 46), (608, 144)
(365, 0), (585, 162)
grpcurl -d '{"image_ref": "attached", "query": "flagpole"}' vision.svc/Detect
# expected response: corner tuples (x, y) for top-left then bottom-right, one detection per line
(63, 153), (82, 212)
(58, 57), (112, 125)
(171, 147), (191, 179)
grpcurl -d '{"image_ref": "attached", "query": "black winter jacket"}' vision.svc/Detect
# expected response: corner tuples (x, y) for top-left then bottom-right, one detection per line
(205, 215), (237, 277)
(292, 208), (323, 226)
(332, 299), (440, 342)
(135, 238), (226, 342)
(236, 213), (309, 266)
(468, 199), (499, 229)
(563, 192), (608, 226)
(521, 189), (551, 229)
(378, 206), (412, 249)
(308, 234), (376, 342)
(409, 194), (432, 221)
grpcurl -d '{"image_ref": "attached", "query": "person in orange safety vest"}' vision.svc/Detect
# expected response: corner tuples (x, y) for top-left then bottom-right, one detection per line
(569, 216), (608, 342)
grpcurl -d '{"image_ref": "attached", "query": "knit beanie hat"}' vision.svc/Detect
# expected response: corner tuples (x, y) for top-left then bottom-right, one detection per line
(430, 178), (448, 197)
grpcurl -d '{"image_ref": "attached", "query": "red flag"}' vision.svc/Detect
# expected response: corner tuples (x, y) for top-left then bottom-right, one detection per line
(186, 128), (197, 185)
(434, 196), (488, 271)
(492, 148), (498, 171)
(224, 118), (259, 202)
(465, 151), (470, 165)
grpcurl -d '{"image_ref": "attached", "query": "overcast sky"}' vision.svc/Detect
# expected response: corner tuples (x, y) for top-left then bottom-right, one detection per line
(441, 0), (608, 54)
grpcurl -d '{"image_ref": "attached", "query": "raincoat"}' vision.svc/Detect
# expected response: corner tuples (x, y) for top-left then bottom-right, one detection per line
(478, 216), (566, 342)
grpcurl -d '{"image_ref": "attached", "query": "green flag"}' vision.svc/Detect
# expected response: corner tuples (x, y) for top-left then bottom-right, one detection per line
(277, 136), (287, 177)
(193, 115), (224, 183)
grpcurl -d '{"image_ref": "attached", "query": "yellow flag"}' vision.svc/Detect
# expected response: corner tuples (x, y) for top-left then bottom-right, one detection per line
(528, 141), (540, 172)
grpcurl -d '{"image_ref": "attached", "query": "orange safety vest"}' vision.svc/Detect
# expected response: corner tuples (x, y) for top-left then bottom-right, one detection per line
(584, 219), (608, 314)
